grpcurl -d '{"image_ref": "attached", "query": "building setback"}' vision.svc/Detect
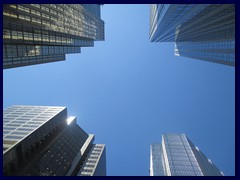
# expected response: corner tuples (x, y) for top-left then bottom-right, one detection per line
(3, 4), (104, 69)
(150, 134), (224, 176)
(3, 105), (106, 176)
(149, 4), (235, 66)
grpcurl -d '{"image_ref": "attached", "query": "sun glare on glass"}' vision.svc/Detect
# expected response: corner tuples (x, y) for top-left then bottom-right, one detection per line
(67, 116), (75, 125)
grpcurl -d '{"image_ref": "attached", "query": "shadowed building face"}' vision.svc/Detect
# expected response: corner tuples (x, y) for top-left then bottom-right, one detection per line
(3, 105), (106, 176)
(149, 4), (235, 66)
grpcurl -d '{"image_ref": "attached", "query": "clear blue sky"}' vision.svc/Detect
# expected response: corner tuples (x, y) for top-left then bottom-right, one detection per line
(3, 4), (235, 176)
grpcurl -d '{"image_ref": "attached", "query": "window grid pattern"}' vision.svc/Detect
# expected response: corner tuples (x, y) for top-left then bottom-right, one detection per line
(188, 139), (225, 176)
(150, 144), (166, 176)
(78, 144), (105, 176)
(175, 40), (235, 66)
(3, 45), (81, 58)
(3, 4), (104, 69)
(4, 4), (103, 41)
(3, 106), (107, 176)
(150, 4), (208, 42)
(163, 134), (202, 176)
(4, 54), (66, 69)
(21, 123), (89, 176)
(149, 4), (235, 66)
(175, 4), (235, 42)
(3, 105), (65, 152)
(150, 134), (224, 176)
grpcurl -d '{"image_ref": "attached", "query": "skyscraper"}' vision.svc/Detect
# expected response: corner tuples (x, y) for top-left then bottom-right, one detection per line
(150, 134), (224, 176)
(149, 4), (235, 66)
(3, 4), (104, 69)
(3, 105), (106, 176)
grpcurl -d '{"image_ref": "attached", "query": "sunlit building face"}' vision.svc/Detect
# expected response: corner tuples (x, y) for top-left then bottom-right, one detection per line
(150, 134), (224, 176)
(3, 4), (105, 69)
(3, 105), (106, 176)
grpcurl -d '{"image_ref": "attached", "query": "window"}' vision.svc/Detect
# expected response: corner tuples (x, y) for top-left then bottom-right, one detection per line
(11, 131), (29, 135)
(4, 124), (19, 127)
(17, 128), (34, 132)
(3, 131), (11, 135)
(5, 135), (23, 140)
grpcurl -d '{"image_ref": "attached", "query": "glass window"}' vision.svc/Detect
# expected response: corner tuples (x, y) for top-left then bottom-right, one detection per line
(11, 131), (29, 135)
(5, 135), (23, 140)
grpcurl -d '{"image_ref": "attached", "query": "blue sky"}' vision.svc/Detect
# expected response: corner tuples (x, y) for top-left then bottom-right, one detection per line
(3, 4), (235, 176)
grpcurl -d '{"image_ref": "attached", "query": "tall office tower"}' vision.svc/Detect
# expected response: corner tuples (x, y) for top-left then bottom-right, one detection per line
(149, 4), (235, 66)
(3, 105), (106, 176)
(150, 134), (224, 176)
(3, 4), (104, 69)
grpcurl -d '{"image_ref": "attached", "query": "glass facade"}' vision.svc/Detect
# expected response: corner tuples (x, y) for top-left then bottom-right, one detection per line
(150, 134), (224, 176)
(3, 105), (106, 176)
(150, 144), (166, 176)
(149, 4), (235, 66)
(3, 4), (104, 69)
(78, 144), (107, 176)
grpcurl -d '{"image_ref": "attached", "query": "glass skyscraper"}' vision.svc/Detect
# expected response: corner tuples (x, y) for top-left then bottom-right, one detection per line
(3, 105), (106, 176)
(150, 134), (224, 176)
(149, 4), (235, 66)
(3, 4), (104, 69)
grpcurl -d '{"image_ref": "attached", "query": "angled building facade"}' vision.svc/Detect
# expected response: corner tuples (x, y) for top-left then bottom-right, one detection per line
(3, 105), (106, 176)
(78, 144), (106, 176)
(3, 4), (104, 69)
(149, 4), (235, 66)
(150, 134), (224, 176)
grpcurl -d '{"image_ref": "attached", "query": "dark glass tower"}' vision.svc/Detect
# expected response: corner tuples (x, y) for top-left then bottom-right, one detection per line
(3, 4), (104, 69)
(149, 4), (235, 66)
(3, 105), (106, 176)
(150, 134), (224, 176)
